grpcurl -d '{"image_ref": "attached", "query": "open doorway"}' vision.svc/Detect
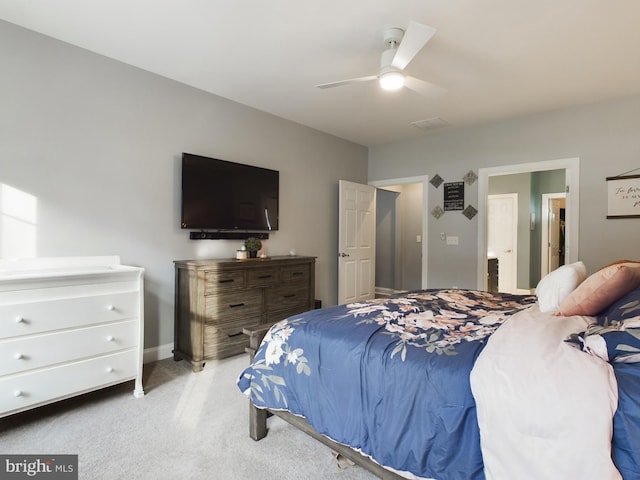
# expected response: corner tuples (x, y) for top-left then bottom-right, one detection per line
(370, 176), (428, 296)
(541, 193), (566, 277)
(477, 158), (580, 291)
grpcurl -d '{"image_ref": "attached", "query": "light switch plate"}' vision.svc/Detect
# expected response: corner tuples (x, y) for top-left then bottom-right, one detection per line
(446, 236), (459, 245)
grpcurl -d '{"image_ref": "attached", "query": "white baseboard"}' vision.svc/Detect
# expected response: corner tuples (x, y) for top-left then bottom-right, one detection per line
(143, 343), (174, 364)
(514, 288), (535, 295)
(375, 286), (405, 298)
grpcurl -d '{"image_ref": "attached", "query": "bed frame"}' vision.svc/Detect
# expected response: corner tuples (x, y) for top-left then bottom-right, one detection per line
(244, 325), (405, 480)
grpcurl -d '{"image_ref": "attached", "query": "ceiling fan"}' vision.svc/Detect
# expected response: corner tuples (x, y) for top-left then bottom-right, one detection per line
(315, 21), (444, 97)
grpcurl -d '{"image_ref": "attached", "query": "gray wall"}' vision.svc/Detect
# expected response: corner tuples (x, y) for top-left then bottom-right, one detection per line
(402, 183), (423, 291)
(375, 188), (399, 290)
(375, 184), (422, 292)
(369, 95), (640, 289)
(0, 21), (368, 355)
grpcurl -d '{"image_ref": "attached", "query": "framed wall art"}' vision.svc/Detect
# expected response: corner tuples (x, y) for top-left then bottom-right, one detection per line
(443, 181), (464, 211)
(607, 174), (640, 219)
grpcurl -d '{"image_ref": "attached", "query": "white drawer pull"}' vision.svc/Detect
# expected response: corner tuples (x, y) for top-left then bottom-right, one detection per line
(106, 367), (114, 373)
(14, 353), (24, 360)
(14, 390), (23, 397)
(106, 305), (115, 311)
(15, 316), (26, 323)
(106, 335), (115, 342)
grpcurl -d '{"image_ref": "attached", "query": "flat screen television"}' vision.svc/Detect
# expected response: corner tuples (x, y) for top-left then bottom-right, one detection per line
(181, 153), (279, 231)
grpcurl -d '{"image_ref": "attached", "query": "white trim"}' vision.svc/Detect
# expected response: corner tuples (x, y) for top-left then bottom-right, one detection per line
(375, 286), (406, 298)
(370, 176), (429, 289)
(477, 158), (580, 290)
(143, 343), (174, 364)
(541, 192), (567, 277)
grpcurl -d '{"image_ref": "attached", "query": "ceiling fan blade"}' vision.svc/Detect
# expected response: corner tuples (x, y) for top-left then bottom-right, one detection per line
(404, 76), (446, 98)
(315, 75), (378, 89)
(391, 21), (437, 71)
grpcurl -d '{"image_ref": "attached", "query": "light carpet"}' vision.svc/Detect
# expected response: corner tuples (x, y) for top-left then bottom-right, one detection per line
(0, 354), (378, 480)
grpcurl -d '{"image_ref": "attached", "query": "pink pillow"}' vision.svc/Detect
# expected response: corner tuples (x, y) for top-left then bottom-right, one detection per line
(557, 263), (640, 316)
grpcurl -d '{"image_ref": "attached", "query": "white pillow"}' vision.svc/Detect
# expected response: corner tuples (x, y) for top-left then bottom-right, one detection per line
(535, 261), (587, 313)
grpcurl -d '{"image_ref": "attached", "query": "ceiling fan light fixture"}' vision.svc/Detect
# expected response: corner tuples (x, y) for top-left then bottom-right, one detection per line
(379, 71), (405, 91)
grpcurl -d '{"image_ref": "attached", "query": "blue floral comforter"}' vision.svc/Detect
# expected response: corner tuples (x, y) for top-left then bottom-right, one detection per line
(237, 289), (536, 480)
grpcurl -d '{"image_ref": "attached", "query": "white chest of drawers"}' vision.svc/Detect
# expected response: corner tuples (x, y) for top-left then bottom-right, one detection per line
(0, 256), (144, 418)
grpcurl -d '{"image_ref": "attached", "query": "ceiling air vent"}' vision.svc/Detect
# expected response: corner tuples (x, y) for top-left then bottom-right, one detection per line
(411, 117), (448, 131)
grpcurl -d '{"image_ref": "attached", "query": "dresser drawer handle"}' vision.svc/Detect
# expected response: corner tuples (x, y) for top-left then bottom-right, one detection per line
(14, 390), (23, 398)
(292, 272), (304, 276)
(14, 353), (25, 360)
(228, 331), (244, 338)
(257, 275), (273, 279)
(106, 335), (115, 342)
(283, 294), (296, 299)
(15, 316), (26, 324)
(106, 304), (116, 311)
(229, 303), (245, 308)
(106, 367), (114, 373)
(218, 279), (235, 284)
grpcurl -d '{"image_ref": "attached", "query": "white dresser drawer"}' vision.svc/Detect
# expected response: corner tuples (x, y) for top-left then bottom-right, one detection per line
(0, 350), (139, 416)
(0, 292), (139, 339)
(0, 256), (144, 417)
(0, 319), (139, 376)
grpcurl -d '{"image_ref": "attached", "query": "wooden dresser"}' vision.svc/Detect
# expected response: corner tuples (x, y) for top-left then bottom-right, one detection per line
(0, 256), (144, 418)
(173, 256), (315, 371)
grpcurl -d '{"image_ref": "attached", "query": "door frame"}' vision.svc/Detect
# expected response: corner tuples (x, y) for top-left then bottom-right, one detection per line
(369, 176), (429, 289)
(541, 192), (566, 277)
(476, 158), (580, 290)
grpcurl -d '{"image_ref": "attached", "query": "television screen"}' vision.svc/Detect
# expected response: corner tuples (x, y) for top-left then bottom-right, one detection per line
(181, 153), (279, 231)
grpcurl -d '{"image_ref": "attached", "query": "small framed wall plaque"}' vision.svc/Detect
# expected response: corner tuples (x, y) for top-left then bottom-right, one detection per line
(607, 175), (640, 218)
(443, 182), (465, 211)
(430, 174), (444, 188)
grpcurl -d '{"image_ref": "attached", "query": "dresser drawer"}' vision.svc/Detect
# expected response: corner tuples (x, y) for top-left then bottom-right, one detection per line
(247, 268), (278, 287)
(205, 290), (261, 321)
(204, 322), (249, 345)
(0, 292), (139, 339)
(0, 319), (139, 377)
(280, 264), (310, 283)
(204, 270), (245, 295)
(203, 325), (249, 359)
(0, 350), (138, 416)
(266, 285), (310, 313)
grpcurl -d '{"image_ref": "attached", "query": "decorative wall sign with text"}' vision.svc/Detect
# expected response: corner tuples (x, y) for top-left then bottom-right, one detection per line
(607, 175), (640, 218)
(443, 182), (465, 211)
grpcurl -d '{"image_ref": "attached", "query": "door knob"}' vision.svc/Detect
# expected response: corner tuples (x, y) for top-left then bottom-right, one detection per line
(338, 252), (350, 258)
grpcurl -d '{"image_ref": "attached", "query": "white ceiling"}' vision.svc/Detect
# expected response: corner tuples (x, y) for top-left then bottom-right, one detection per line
(2, 0), (640, 147)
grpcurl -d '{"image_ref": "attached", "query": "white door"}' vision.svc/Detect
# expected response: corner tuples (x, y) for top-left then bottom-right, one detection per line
(487, 194), (518, 294)
(338, 180), (376, 304)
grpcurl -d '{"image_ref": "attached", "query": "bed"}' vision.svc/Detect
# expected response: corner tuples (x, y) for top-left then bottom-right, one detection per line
(237, 261), (640, 480)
